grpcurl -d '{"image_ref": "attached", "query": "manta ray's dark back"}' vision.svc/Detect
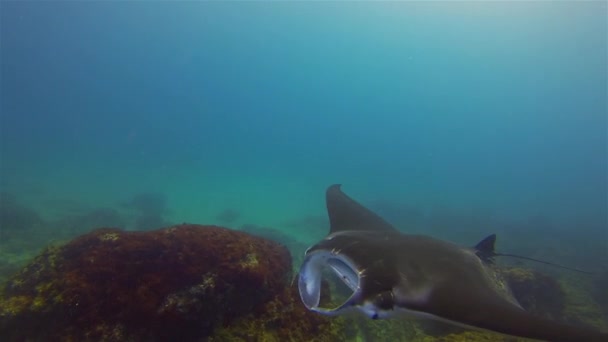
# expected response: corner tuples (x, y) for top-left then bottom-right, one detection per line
(307, 184), (608, 342)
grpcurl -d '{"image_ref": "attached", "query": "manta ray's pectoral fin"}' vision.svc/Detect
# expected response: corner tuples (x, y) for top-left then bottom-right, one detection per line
(326, 184), (397, 234)
(403, 281), (608, 342)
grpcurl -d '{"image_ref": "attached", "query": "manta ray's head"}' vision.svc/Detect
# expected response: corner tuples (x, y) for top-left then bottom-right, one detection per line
(298, 185), (401, 318)
(298, 231), (400, 318)
(298, 237), (362, 315)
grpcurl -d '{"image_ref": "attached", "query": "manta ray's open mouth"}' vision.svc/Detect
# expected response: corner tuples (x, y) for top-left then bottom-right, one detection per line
(298, 250), (361, 315)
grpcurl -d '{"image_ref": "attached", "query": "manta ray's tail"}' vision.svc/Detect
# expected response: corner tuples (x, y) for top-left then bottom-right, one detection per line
(474, 234), (595, 275)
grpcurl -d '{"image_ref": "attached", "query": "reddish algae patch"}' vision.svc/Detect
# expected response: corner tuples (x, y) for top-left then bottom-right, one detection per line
(0, 224), (291, 341)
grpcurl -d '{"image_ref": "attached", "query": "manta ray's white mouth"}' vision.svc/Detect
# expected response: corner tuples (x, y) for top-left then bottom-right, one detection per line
(297, 250), (362, 315)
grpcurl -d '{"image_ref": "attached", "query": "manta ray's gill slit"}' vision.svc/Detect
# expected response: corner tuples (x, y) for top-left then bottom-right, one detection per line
(327, 258), (359, 289)
(319, 261), (358, 310)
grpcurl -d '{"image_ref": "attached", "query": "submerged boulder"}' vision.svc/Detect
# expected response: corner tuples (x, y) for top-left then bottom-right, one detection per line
(501, 267), (566, 321)
(0, 224), (292, 341)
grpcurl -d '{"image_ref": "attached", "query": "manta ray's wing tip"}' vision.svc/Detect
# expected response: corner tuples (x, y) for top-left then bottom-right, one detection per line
(327, 184), (342, 192)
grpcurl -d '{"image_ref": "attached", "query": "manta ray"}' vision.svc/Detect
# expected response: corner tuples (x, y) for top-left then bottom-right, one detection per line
(298, 184), (608, 342)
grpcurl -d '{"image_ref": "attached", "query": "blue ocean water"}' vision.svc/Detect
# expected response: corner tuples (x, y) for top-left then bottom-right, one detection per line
(1, 1), (606, 261)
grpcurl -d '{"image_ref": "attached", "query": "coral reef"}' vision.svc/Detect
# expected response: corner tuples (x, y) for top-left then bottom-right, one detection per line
(0, 249), (38, 287)
(0, 224), (291, 341)
(239, 224), (309, 273)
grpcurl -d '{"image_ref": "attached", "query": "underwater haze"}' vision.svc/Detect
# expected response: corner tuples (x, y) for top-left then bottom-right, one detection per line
(1, 1), (607, 264)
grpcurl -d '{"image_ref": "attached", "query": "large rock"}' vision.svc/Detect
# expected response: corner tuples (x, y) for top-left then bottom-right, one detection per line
(0, 224), (291, 341)
(501, 267), (566, 321)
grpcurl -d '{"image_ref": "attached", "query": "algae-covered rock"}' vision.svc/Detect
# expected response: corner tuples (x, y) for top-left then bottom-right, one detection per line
(211, 282), (427, 342)
(501, 267), (608, 335)
(210, 283), (342, 342)
(592, 271), (608, 316)
(0, 224), (292, 341)
(423, 330), (532, 342)
(560, 276), (608, 331)
(502, 267), (566, 320)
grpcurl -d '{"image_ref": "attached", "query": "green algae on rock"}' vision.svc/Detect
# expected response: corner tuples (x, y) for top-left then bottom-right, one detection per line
(502, 267), (566, 321)
(210, 282), (428, 342)
(0, 224), (292, 341)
